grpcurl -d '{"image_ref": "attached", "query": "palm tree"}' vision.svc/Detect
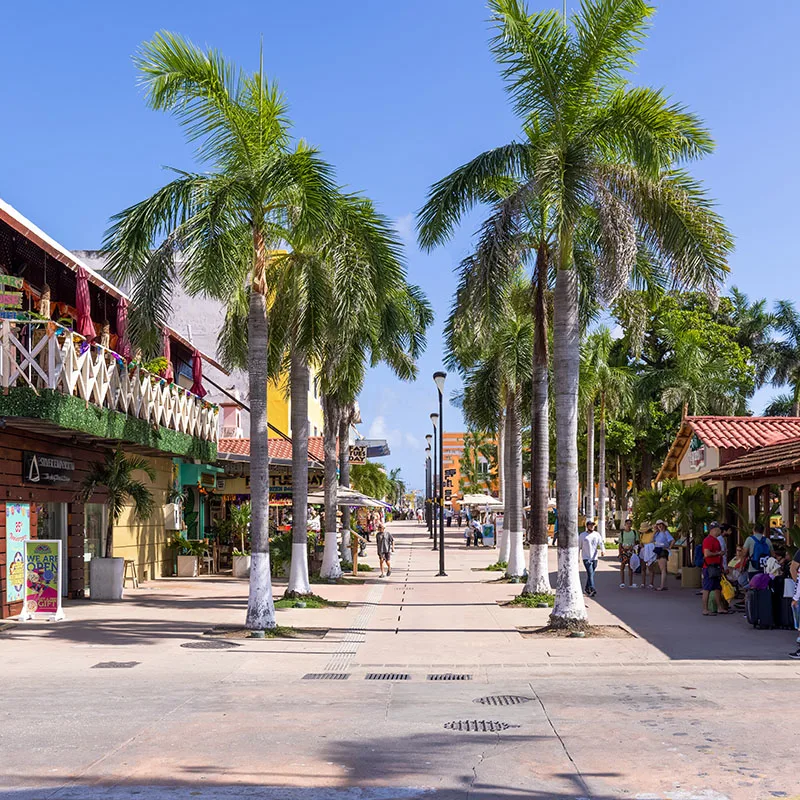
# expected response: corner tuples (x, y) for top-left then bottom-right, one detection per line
(419, 0), (731, 626)
(387, 467), (406, 506)
(103, 33), (338, 630)
(772, 300), (800, 416)
(351, 462), (392, 499)
(725, 288), (775, 389)
(764, 392), (795, 417)
(459, 429), (495, 495)
(581, 328), (632, 536)
(80, 447), (155, 558)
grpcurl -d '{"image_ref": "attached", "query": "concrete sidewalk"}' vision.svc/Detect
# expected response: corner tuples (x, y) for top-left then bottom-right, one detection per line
(0, 519), (797, 800)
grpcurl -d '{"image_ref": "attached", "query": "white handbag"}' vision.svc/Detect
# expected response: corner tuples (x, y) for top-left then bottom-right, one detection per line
(784, 578), (797, 599)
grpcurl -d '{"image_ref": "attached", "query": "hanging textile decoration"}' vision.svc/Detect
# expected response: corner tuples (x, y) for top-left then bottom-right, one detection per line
(75, 267), (95, 342)
(190, 349), (207, 398)
(116, 297), (132, 360)
(161, 327), (174, 382)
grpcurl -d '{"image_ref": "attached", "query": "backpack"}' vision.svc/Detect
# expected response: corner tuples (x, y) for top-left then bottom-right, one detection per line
(748, 535), (770, 571)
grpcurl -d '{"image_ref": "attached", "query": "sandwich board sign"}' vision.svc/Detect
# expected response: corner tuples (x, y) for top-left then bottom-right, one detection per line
(20, 540), (65, 621)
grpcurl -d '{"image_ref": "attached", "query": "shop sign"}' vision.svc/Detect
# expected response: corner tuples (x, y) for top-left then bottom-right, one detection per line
(0, 291), (22, 308)
(22, 452), (75, 485)
(349, 445), (367, 465)
(6, 502), (29, 603)
(21, 540), (64, 621)
(250, 471), (324, 495)
(688, 435), (706, 471)
(0, 275), (23, 289)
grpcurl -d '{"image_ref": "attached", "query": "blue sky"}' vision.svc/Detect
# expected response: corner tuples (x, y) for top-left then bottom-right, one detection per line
(1, 1), (798, 491)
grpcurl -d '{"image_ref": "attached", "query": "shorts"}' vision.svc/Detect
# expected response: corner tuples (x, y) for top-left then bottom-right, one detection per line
(702, 567), (721, 592)
(620, 547), (633, 567)
(654, 547), (669, 561)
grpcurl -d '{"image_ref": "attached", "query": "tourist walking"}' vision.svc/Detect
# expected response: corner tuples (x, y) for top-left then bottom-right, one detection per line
(701, 522), (724, 616)
(579, 519), (604, 597)
(376, 523), (394, 577)
(618, 518), (638, 588)
(652, 520), (674, 591)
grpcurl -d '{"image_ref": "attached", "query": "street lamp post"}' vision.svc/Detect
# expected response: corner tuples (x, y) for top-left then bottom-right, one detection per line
(425, 435), (433, 538)
(430, 413), (439, 550)
(434, 371), (447, 576)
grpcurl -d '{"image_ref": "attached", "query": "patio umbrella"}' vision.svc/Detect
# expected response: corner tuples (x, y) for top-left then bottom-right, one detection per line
(115, 297), (131, 359)
(161, 328), (174, 382)
(75, 267), (95, 342)
(461, 494), (503, 507)
(190, 349), (207, 397)
(307, 486), (385, 508)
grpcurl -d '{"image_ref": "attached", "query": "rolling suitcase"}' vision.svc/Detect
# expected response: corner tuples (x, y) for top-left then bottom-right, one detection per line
(746, 588), (774, 629)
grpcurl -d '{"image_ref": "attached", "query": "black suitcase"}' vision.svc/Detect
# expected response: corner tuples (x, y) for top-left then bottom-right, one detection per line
(747, 589), (774, 629)
(777, 595), (795, 630)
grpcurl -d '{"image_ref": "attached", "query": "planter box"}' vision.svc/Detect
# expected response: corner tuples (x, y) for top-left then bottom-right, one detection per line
(90, 557), (125, 600)
(681, 566), (702, 589)
(177, 555), (199, 578)
(232, 554), (251, 579)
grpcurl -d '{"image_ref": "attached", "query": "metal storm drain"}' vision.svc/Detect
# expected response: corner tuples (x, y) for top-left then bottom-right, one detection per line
(444, 720), (520, 732)
(92, 661), (140, 669)
(364, 672), (410, 681)
(180, 640), (240, 650)
(303, 673), (350, 680)
(428, 673), (472, 681)
(473, 695), (533, 706)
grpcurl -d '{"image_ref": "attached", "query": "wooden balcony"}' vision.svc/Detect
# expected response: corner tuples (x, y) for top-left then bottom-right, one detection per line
(0, 320), (219, 448)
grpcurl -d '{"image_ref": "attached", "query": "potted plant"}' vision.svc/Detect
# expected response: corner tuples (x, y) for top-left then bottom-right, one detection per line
(229, 502), (251, 578)
(80, 447), (155, 600)
(172, 535), (205, 576)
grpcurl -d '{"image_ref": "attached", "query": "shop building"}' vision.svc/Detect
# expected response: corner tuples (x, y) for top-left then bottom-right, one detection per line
(0, 199), (220, 618)
(440, 432), (499, 512)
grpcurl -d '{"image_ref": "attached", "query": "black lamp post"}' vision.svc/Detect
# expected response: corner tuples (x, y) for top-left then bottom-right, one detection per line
(425, 436), (433, 537)
(430, 413), (439, 550)
(434, 371), (447, 576)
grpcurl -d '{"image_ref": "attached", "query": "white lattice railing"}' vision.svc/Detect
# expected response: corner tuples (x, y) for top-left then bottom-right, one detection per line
(0, 321), (219, 443)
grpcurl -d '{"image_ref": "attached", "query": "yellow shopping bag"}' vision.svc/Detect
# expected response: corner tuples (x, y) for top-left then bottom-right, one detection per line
(720, 576), (735, 602)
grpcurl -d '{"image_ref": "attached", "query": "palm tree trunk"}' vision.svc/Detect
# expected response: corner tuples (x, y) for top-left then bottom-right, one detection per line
(793, 383), (800, 417)
(338, 410), (352, 565)
(525, 249), (552, 594)
(598, 392), (607, 538)
(586, 403), (595, 520)
(506, 391), (525, 577)
(245, 236), (276, 630)
(551, 264), (587, 627)
(320, 393), (342, 579)
(287, 349), (311, 596)
(498, 410), (512, 564)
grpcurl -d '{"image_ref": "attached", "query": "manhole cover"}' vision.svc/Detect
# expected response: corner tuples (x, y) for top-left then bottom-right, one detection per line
(92, 661), (140, 669)
(181, 640), (241, 650)
(303, 673), (350, 680)
(428, 673), (472, 681)
(364, 672), (410, 681)
(473, 695), (533, 706)
(444, 720), (520, 732)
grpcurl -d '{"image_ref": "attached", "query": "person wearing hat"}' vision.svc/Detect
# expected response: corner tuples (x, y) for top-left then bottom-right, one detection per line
(652, 520), (674, 591)
(579, 519), (605, 597)
(618, 518), (639, 589)
(701, 522), (725, 616)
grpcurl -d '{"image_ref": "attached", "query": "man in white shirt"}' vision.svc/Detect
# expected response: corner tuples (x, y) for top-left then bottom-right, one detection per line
(579, 519), (605, 597)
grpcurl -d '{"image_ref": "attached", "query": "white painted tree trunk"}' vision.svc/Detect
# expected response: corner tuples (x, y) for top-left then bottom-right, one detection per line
(287, 350), (311, 596)
(320, 394), (343, 580)
(551, 266), (587, 626)
(597, 394), (607, 539)
(506, 393), (525, 578)
(586, 402), (595, 520)
(321, 531), (342, 579)
(498, 410), (511, 564)
(524, 252), (553, 595)
(244, 285), (276, 630)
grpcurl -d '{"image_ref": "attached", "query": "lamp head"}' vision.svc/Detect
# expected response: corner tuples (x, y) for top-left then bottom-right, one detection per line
(425, 433), (432, 444)
(433, 370), (447, 393)
(425, 445), (431, 453)
(430, 412), (439, 429)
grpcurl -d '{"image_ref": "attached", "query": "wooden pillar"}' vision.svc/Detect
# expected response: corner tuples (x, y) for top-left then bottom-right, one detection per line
(762, 485), (771, 524)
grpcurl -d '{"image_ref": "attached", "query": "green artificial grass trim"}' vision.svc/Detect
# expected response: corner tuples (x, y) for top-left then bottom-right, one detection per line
(308, 574), (366, 585)
(356, 562), (373, 571)
(485, 561), (508, 571)
(0, 387), (216, 460)
(274, 593), (348, 609)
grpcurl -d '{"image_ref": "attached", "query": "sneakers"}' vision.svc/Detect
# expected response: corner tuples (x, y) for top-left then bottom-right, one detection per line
(631, 583), (639, 589)
(790, 648), (800, 660)
(387, 568), (392, 576)
(619, 583), (627, 589)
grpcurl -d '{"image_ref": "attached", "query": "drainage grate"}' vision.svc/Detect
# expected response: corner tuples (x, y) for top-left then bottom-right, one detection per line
(364, 672), (410, 681)
(92, 661), (140, 669)
(428, 673), (472, 681)
(473, 695), (533, 706)
(181, 640), (241, 650)
(444, 720), (520, 732)
(303, 673), (350, 680)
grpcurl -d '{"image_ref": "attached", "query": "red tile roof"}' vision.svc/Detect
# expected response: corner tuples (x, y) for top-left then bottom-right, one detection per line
(687, 416), (800, 450)
(218, 436), (326, 463)
(703, 437), (800, 481)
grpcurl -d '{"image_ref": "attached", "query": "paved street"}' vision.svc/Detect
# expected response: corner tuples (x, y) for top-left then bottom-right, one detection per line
(0, 520), (796, 800)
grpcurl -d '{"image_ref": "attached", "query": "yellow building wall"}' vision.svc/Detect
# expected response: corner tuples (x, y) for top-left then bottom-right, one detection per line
(111, 454), (174, 581)
(267, 368), (325, 438)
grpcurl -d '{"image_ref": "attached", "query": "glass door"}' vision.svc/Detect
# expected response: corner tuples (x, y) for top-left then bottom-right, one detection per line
(84, 504), (108, 592)
(37, 502), (68, 596)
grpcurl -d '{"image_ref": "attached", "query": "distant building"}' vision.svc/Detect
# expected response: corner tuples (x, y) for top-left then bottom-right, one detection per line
(441, 432), (498, 511)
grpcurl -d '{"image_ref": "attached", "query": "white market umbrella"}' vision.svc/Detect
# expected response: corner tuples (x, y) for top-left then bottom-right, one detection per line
(461, 494), (503, 508)
(307, 485), (385, 508)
